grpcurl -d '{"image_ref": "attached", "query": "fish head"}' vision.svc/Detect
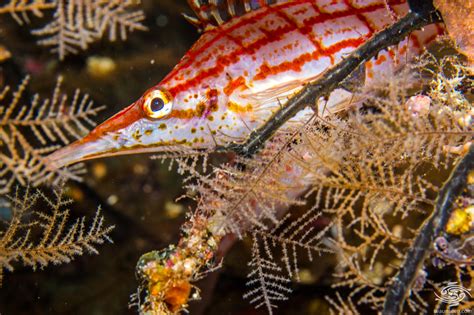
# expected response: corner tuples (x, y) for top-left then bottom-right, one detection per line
(46, 81), (251, 168)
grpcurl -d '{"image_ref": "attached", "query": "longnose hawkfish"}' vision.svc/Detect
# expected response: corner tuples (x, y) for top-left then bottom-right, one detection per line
(46, 0), (443, 313)
(46, 0), (443, 168)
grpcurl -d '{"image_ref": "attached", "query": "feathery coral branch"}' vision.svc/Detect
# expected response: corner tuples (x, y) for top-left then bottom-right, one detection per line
(0, 0), (147, 59)
(0, 0), (56, 24)
(0, 186), (114, 284)
(32, 0), (147, 60)
(0, 76), (105, 193)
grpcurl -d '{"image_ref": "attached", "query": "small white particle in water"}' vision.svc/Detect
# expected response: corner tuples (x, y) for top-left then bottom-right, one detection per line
(107, 195), (118, 205)
(156, 15), (168, 27)
(150, 59), (155, 65)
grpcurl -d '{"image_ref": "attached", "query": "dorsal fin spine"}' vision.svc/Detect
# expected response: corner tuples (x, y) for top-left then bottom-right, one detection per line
(228, 0), (237, 17)
(244, 0), (252, 11)
(186, 0), (282, 30)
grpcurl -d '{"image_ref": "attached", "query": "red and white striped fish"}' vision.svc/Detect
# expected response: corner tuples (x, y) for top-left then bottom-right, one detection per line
(47, 0), (443, 167)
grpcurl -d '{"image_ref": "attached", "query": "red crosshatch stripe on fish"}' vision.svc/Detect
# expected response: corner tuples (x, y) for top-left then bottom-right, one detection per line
(254, 37), (366, 80)
(166, 0), (393, 82)
(271, 4), (334, 63)
(252, 0), (382, 81)
(162, 0), (406, 96)
(224, 76), (247, 95)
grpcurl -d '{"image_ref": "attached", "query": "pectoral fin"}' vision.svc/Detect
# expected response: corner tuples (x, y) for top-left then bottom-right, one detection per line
(339, 63), (366, 93)
(241, 80), (306, 104)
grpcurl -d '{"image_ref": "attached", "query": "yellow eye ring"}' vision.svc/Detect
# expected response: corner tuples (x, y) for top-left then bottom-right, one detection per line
(143, 89), (173, 119)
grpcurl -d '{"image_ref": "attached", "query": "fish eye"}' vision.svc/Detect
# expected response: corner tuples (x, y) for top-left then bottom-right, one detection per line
(143, 89), (172, 119)
(151, 97), (164, 112)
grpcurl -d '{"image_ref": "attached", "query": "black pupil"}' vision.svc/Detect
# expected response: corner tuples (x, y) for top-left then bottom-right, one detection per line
(150, 97), (165, 112)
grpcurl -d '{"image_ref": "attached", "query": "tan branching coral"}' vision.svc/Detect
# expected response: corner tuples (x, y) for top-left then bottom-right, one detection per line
(0, 76), (104, 194)
(0, 0), (147, 59)
(0, 74), (113, 290)
(0, 186), (114, 284)
(0, 0), (56, 24)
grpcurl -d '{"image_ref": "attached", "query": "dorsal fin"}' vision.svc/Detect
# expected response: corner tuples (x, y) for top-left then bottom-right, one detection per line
(185, 0), (286, 31)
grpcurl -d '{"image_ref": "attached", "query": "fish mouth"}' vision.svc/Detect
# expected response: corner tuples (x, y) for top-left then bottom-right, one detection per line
(45, 137), (119, 168)
(44, 97), (196, 168)
(45, 99), (148, 168)
(45, 135), (192, 169)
